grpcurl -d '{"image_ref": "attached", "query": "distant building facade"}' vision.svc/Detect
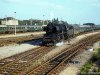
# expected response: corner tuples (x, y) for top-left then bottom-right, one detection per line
(1, 20), (18, 25)
(0, 17), (18, 25)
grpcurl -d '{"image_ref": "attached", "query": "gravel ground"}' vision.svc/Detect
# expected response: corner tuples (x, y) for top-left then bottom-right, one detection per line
(0, 31), (99, 64)
(0, 41), (39, 60)
(27, 31), (100, 71)
(0, 32), (44, 47)
(59, 50), (93, 75)
(0, 32), (45, 38)
(59, 34), (100, 75)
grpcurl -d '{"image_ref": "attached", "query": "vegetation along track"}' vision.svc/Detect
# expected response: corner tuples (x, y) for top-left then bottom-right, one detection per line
(27, 33), (100, 75)
(0, 46), (55, 75)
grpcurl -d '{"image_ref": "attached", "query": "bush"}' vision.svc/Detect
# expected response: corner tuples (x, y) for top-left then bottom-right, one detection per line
(80, 60), (93, 73)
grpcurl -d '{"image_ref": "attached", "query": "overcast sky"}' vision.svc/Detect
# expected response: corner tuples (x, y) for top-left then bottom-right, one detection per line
(0, 0), (100, 24)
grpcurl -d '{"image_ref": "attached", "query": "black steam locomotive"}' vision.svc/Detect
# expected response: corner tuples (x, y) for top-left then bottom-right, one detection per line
(42, 19), (74, 45)
(42, 19), (100, 45)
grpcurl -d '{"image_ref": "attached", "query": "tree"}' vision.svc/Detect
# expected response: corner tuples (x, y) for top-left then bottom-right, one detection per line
(83, 23), (95, 26)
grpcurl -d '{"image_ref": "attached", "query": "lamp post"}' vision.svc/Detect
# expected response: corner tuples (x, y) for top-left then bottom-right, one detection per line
(30, 18), (32, 25)
(5, 15), (7, 25)
(14, 12), (16, 35)
(43, 15), (45, 25)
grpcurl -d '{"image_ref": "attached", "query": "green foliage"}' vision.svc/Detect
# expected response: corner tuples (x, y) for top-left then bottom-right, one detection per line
(97, 48), (100, 54)
(80, 60), (93, 73)
(80, 48), (100, 74)
(83, 23), (95, 26)
(92, 48), (100, 61)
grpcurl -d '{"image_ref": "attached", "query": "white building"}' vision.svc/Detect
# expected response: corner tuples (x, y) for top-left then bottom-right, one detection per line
(1, 20), (18, 25)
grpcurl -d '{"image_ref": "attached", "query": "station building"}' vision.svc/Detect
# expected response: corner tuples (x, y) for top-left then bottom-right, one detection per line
(0, 17), (18, 25)
(1, 20), (18, 25)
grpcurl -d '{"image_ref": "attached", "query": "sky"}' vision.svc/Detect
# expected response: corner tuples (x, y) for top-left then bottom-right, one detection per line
(0, 0), (100, 24)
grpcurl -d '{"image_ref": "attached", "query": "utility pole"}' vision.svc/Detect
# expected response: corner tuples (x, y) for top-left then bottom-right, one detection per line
(5, 15), (7, 25)
(30, 18), (32, 25)
(43, 15), (45, 25)
(14, 12), (16, 35)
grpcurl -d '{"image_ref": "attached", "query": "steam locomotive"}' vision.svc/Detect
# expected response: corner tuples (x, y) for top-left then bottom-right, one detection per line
(42, 19), (74, 45)
(42, 19), (100, 45)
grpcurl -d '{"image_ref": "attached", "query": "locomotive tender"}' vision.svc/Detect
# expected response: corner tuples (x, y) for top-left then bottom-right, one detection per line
(42, 19), (100, 45)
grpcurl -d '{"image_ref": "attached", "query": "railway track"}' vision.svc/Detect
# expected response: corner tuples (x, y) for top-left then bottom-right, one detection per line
(47, 36), (100, 75)
(0, 35), (42, 47)
(0, 33), (100, 75)
(0, 46), (55, 75)
(48, 34), (100, 75)
(27, 33), (100, 75)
